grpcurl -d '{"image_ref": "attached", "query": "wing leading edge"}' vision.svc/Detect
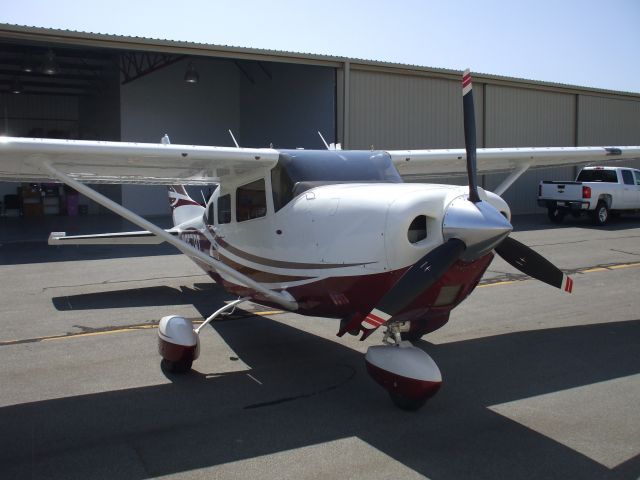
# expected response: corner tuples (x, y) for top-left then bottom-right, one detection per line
(389, 146), (640, 178)
(0, 136), (279, 185)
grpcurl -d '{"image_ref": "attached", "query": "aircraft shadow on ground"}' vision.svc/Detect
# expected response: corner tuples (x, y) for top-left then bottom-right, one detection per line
(52, 283), (222, 312)
(2, 283), (639, 479)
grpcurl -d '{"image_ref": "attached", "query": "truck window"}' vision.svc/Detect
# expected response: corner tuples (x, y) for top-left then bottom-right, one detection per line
(621, 170), (635, 185)
(634, 171), (640, 186)
(576, 170), (618, 183)
(236, 178), (267, 222)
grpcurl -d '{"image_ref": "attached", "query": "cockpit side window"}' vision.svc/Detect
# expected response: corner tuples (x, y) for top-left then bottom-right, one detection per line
(206, 198), (215, 225)
(271, 163), (295, 212)
(217, 193), (231, 224)
(236, 178), (267, 222)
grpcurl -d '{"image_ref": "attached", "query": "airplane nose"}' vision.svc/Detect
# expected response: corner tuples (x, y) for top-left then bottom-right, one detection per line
(442, 196), (513, 261)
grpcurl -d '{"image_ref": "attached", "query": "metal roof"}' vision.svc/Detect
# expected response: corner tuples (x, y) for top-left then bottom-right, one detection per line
(1, 22), (638, 99)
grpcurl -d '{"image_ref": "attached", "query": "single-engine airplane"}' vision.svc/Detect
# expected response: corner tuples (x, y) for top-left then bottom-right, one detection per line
(1, 70), (639, 410)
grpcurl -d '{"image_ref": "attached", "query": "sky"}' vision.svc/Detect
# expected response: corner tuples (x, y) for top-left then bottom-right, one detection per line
(1, 0), (639, 93)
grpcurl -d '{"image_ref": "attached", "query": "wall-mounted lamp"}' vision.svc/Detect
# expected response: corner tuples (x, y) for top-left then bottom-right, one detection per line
(42, 49), (58, 75)
(184, 62), (199, 84)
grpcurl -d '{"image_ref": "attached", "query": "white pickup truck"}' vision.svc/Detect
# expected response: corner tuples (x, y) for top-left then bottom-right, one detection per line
(538, 166), (640, 225)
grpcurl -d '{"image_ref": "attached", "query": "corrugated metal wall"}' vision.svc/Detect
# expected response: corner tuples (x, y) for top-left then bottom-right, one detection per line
(346, 68), (640, 214)
(578, 95), (640, 145)
(348, 70), (484, 150)
(485, 85), (575, 147)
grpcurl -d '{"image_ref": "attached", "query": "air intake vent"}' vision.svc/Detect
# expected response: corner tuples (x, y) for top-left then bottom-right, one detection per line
(408, 215), (427, 244)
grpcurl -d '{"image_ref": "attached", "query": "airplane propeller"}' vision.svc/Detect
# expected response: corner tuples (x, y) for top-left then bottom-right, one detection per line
(459, 68), (573, 294)
(363, 69), (573, 332)
(495, 236), (573, 292)
(462, 69), (481, 203)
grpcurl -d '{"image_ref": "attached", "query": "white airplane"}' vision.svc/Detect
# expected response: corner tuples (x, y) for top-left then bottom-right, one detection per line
(1, 70), (639, 410)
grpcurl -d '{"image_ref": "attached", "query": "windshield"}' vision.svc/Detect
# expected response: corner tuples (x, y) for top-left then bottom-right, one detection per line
(271, 150), (402, 211)
(577, 169), (618, 183)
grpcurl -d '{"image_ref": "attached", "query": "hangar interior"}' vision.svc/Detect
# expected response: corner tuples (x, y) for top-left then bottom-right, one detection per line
(0, 38), (336, 215)
(0, 25), (639, 217)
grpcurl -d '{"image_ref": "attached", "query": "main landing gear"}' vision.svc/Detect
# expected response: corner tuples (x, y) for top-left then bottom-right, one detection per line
(158, 298), (247, 373)
(365, 323), (442, 411)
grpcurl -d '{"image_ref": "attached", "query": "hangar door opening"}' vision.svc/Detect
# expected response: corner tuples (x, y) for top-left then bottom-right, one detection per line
(120, 56), (336, 215)
(0, 40), (121, 217)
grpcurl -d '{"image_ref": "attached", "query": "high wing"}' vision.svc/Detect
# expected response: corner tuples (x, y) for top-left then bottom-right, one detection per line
(389, 146), (640, 177)
(0, 136), (279, 185)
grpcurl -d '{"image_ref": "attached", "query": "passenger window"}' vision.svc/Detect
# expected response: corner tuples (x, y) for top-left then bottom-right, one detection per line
(621, 170), (634, 185)
(634, 171), (640, 186)
(217, 194), (231, 224)
(236, 179), (267, 222)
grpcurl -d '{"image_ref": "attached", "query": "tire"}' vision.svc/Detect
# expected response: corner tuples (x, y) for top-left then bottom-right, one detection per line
(161, 358), (193, 374)
(592, 201), (609, 226)
(389, 392), (428, 411)
(547, 207), (565, 224)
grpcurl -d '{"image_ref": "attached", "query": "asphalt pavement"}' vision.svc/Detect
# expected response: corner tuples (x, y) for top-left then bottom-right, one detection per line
(0, 213), (639, 479)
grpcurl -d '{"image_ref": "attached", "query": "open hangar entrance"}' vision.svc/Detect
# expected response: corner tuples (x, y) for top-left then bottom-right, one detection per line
(0, 37), (337, 217)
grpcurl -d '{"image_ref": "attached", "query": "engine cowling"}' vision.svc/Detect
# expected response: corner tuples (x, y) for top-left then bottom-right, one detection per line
(365, 341), (442, 410)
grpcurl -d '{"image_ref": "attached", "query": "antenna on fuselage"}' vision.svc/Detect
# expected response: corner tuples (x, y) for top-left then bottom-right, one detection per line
(318, 131), (330, 150)
(228, 129), (240, 148)
(161, 134), (171, 144)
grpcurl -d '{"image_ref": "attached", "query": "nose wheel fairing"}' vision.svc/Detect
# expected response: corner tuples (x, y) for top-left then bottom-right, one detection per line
(365, 342), (442, 410)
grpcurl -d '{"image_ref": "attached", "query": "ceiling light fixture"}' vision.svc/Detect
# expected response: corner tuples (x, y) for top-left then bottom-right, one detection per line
(21, 54), (34, 73)
(42, 49), (58, 75)
(11, 77), (22, 94)
(184, 62), (199, 84)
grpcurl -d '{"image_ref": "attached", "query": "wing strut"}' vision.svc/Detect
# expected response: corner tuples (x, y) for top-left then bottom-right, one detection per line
(42, 161), (298, 311)
(493, 162), (531, 196)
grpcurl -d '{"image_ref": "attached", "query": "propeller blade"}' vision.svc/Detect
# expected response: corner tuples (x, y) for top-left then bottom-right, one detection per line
(462, 69), (480, 203)
(495, 236), (574, 293)
(363, 239), (466, 329)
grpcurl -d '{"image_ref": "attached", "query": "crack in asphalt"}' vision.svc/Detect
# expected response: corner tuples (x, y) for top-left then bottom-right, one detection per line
(243, 364), (356, 410)
(610, 248), (640, 257)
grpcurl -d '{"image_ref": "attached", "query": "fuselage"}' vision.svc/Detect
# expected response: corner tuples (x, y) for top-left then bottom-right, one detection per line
(176, 149), (510, 333)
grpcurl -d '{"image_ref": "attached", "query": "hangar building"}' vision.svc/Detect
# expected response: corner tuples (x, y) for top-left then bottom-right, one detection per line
(0, 24), (639, 217)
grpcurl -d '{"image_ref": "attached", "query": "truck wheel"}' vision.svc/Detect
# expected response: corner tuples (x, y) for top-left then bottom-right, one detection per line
(547, 207), (565, 223)
(592, 202), (609, 226)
